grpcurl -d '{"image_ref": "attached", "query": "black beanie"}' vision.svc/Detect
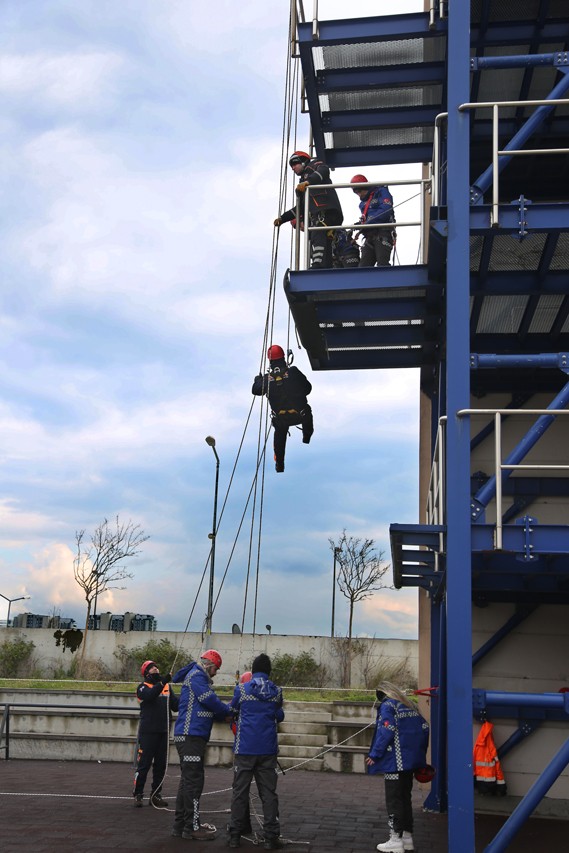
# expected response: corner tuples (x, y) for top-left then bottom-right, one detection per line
(252, 653), (271, 676)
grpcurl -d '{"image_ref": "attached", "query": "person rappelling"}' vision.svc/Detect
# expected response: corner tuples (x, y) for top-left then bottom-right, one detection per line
(252, 345), (313, 473)
(273, 150), (343, 269)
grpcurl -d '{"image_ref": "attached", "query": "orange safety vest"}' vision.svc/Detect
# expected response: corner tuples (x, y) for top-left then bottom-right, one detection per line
(473, 721), (506, 794)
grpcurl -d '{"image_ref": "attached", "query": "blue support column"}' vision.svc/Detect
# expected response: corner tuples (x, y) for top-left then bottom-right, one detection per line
(424, 597), (447, 812)
(484, 736), (569, 853)
(445, 5), (475, 851)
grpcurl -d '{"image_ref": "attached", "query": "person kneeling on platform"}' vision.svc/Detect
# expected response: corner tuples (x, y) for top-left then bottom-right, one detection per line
(252, 345), (313, 473)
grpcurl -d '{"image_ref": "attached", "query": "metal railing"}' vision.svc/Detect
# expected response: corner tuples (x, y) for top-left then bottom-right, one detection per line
(433, 99), (569, 226)
(428, 409), (569, 549)
(293, 178), (430, 271)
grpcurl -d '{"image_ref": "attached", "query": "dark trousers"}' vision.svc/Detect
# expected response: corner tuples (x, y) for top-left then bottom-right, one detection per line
(174, 736), (207, 833)
(133, 731), (168, 796)
(384, 770), (414, 835)
(359, 232), (393, 267)
(230, 754), (280, 840)
(272, 406), (313, 468)
(310, 209), (343, 269)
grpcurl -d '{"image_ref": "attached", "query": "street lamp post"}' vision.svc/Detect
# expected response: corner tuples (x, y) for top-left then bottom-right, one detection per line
(0, 593), (31, 628)
(331, 547), (341, 637)
(205, 436), (220, 636)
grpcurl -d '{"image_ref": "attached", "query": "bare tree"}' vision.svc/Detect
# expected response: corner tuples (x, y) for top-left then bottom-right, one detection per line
(74, 516), (149, 671)
(329, 530), (391, 686)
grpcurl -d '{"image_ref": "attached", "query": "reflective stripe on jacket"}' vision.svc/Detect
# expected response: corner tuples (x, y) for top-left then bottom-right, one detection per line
(473, 721), (506, 792)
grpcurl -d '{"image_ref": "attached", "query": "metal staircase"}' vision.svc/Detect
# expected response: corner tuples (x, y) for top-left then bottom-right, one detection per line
(288, 2), (569, 851)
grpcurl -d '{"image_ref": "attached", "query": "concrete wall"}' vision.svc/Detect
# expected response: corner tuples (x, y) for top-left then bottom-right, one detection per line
(0, 627), (417, 688)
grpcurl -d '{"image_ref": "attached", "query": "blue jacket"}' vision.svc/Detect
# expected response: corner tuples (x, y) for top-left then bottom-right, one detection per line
(172, 661), (232, 742)
(231, 672), (284, 755)
(367, 698), (429, 775)
(358, 186), (395, 227)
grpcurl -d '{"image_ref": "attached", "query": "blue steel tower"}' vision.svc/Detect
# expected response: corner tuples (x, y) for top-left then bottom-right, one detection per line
(286, 3), (569, 851)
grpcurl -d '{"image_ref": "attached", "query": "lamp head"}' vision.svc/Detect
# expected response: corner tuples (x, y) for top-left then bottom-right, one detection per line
(205, 436), (216, 448)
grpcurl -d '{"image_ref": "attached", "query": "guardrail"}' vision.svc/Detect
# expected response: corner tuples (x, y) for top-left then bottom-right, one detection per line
(427, 409), (569, 549)
(293, 178), (430, 271)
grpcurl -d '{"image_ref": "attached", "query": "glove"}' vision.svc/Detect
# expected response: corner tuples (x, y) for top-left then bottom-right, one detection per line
(161, 673), (172, 684)
(274, 217), (282, 227)
(295, 181), (309, 195)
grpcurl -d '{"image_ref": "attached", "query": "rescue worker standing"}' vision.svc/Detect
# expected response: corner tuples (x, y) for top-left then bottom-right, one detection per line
(274, 150), (343, 269)
(228, 654), (284, 850)
(133, 660), (178, 808)
(366, 682), (429, 853)
(351, 174), (395, 267)
(252, 345), (313, 473)
(171, 650), (233, 841)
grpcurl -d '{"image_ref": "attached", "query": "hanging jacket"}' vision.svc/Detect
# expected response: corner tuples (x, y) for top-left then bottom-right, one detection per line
(279, 158), (343, 224)
(252, 359), (312, 416)
(136, 678), (179, 734)
(473, 721), (507, 795)
(230, 671), (284, 755)
(367, 698), (429, 775)
(172, 661), (232, 742)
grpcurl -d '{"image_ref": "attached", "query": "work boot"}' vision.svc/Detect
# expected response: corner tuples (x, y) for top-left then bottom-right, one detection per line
(402, 831), (414, 851)
(228, 834), (241, 848)
(263, 839), (285, 850)
(149, 791), (168, 808)
(183, 826), (216, 841)
(134, 793), (143, 808)
(376, 830), (404, 852)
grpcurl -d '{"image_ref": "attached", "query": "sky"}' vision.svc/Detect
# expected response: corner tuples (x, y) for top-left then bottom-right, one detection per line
(0, 0), (425, 640)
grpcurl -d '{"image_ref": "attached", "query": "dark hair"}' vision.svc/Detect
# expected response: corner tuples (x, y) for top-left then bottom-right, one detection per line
(252, 653), (272, 676)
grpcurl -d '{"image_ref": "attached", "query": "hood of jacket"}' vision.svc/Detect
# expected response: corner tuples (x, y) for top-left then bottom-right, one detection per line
(248, 672), (280, 702)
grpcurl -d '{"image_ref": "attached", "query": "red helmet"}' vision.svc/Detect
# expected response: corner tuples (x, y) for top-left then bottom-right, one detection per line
(289, 150), (310, 167)
(267, 344), (285, 361)
(351, 174), (369, 192)
(202, 649), (222, 669)
(239, 671), (252, 684)
(141, 660), (156, 678)
(414, 765), (436, 783)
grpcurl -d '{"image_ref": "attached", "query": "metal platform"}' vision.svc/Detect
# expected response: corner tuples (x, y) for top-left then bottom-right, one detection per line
(390, 521), (569, 605)
(285, 265), (442, 370)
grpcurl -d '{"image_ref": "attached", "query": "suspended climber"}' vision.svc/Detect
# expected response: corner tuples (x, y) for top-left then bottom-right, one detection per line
(274, 150), (343, 269)
(252, 345), (313, 473)
(351, 174), (396, 267)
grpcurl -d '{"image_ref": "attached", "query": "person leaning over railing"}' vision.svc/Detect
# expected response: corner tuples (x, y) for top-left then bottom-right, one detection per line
(274, 150), (343, 269)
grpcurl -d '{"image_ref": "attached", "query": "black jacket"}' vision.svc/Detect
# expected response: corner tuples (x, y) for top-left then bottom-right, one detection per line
(136, 678), (179, 734)
(252, 359), (312, 414)
(279, 158), (343, 224)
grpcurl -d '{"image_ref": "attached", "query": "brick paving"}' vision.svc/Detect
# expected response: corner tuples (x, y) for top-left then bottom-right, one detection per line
(0, 760), (567, 852)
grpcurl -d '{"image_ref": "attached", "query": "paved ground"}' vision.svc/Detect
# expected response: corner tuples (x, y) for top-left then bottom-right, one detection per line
(1, 760), (567, 852)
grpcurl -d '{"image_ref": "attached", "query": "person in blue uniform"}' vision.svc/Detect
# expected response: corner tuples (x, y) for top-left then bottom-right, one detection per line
(133, 660), (178, 808)
(228, 654), (285, 850)
(366, 682), (429, 853)
(274, 150), (343, 268)
(252, 345), (313, 473)
(351, 174), (395, 267)
(171, 650), (233, 841)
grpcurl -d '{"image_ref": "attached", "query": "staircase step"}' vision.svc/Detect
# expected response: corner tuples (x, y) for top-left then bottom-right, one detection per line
(278, 721), (328, 736)
(278, 733), (327, 747)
